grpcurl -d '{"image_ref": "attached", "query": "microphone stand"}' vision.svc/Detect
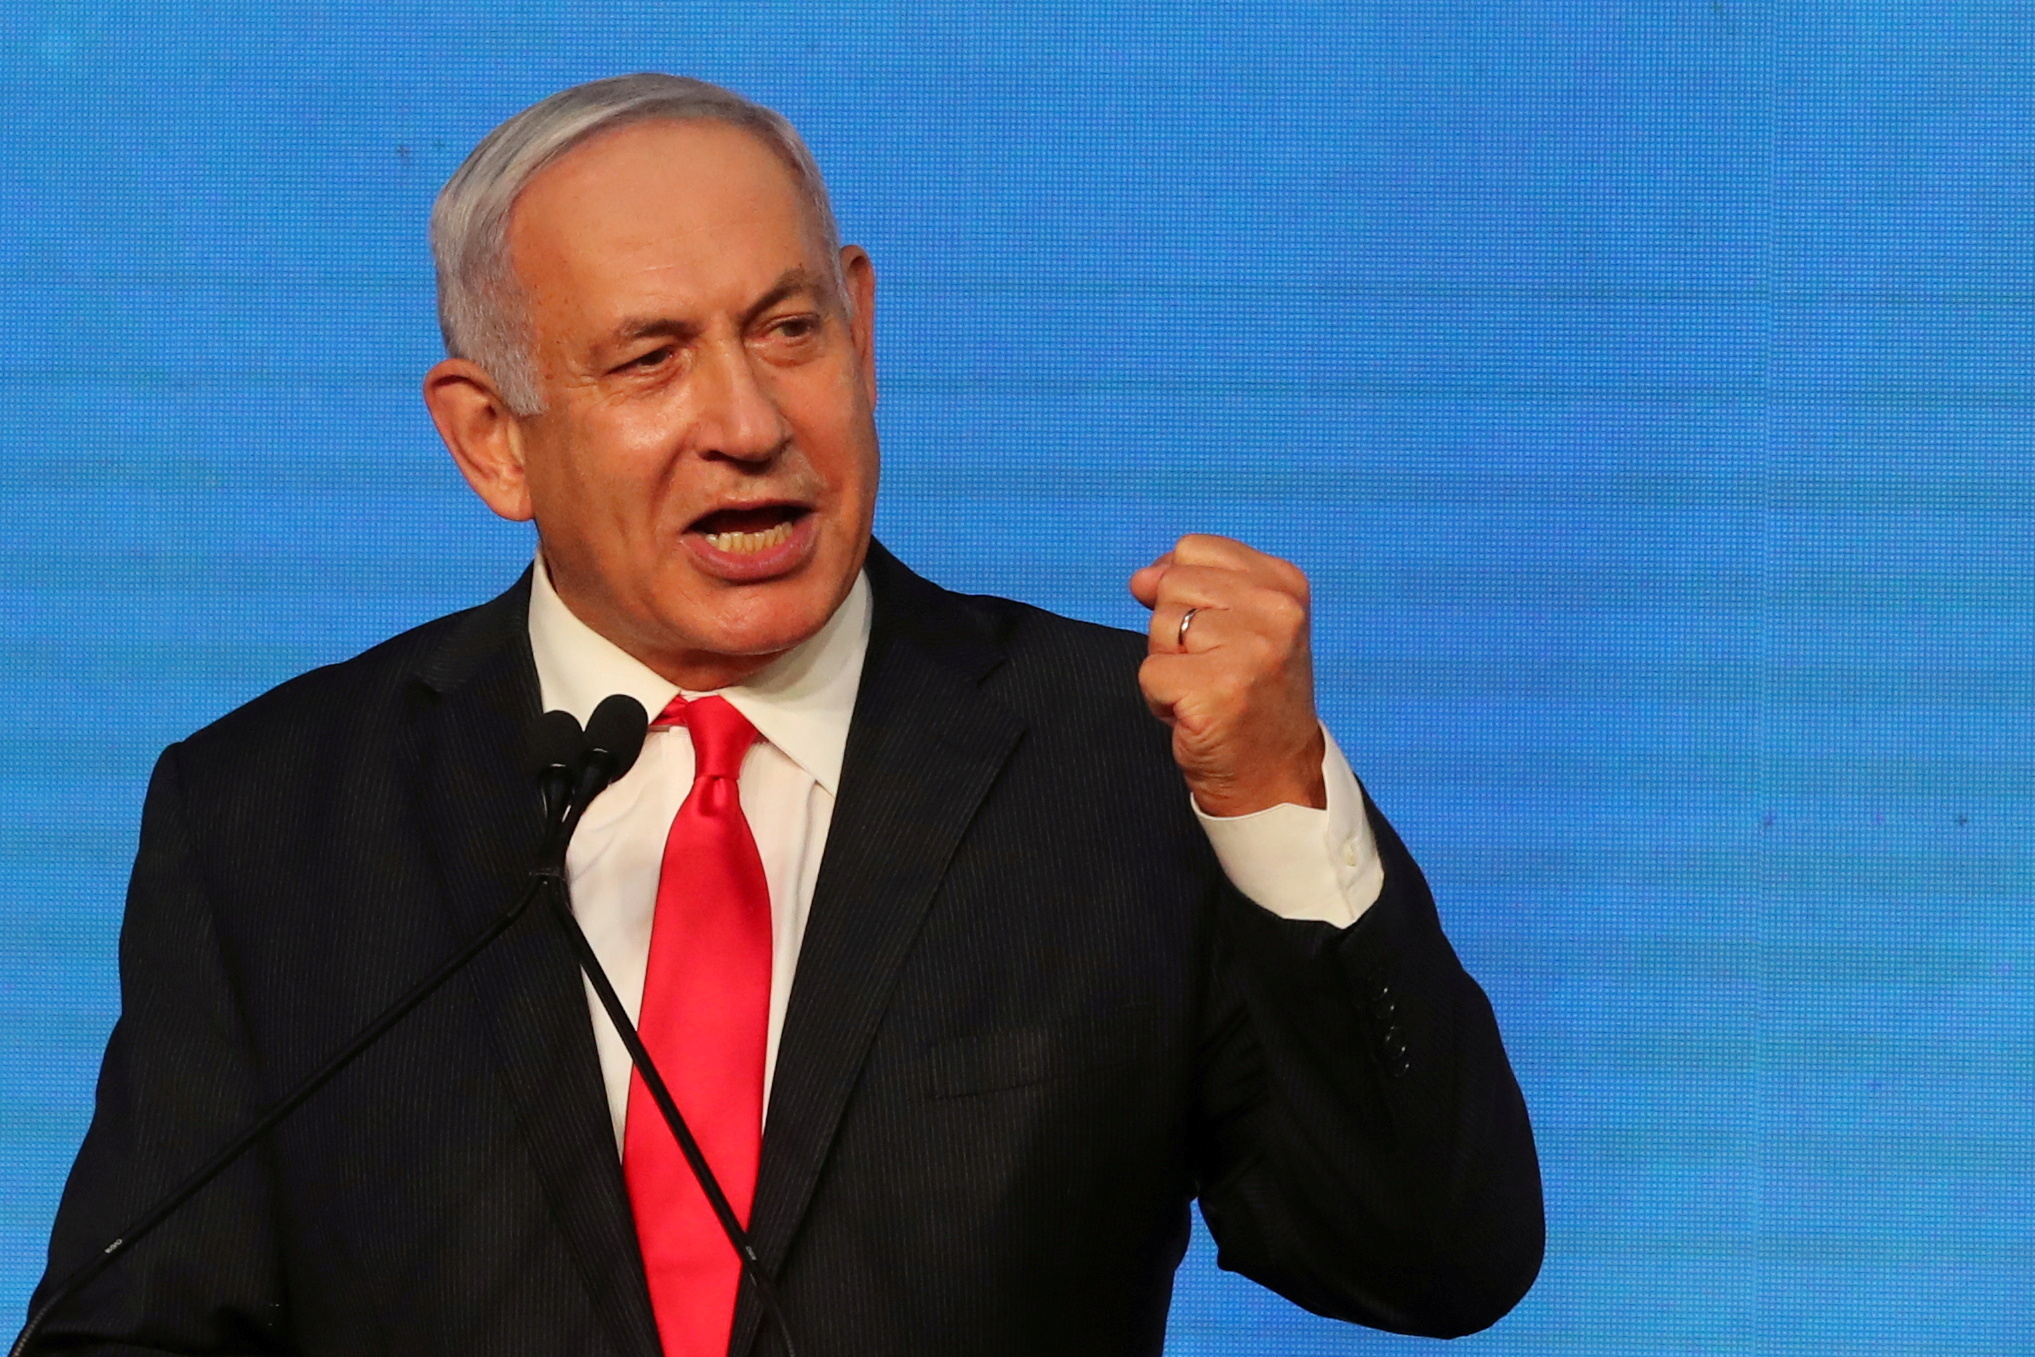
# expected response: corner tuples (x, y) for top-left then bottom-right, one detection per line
(539, 875), (800, 1357)
(10, 723), (595, 1357)
(13, 698), (800, 1357)
(541, 692), (799, 1352)
(8, 875), (549, 1357)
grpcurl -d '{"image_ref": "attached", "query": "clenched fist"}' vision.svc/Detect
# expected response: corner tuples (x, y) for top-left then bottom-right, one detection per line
(1130, 534), (1327, 818)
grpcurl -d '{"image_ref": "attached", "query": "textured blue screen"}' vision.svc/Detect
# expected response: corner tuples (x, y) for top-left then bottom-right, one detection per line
(4, 3), (2032, 1352)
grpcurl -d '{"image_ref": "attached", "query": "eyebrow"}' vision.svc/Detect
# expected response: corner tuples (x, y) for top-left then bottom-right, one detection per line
(605, 267), (824, 349)
(743, 267), (822, 326)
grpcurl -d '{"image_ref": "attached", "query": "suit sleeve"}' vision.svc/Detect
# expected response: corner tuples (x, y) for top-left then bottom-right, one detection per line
(1189, 788), (1544, 1338)
(30, 746), (289, 1354)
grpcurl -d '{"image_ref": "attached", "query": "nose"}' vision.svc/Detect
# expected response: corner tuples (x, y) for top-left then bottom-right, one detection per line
(690, 336), (790, 464)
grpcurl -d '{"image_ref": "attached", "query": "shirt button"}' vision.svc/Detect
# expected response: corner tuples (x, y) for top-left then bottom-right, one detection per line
(1341, 841), (1358, 867)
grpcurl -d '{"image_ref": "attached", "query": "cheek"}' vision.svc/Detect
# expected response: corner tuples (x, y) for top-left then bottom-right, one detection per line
(786, 372), (878, 490)
(525, 416), (666, 545)
(566, 401), (685, 491)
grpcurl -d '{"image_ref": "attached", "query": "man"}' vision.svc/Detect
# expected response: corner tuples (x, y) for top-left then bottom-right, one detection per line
(34, 75), (1541, 1355)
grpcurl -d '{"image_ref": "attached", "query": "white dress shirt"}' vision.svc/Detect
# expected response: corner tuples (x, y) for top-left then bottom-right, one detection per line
(526, 557), (1382, 1150)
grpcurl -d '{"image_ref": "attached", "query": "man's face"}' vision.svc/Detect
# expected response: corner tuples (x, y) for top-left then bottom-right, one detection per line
(500, 118), (878, 686)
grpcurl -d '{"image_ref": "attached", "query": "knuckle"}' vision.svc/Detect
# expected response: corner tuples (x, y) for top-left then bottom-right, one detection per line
(1139, 654), (1182, 696)
(1176, 532), (1234, 564)
(1263, 590), (1305, 629)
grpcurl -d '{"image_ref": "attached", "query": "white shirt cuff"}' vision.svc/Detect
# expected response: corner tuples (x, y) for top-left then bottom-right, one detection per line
(1192, 726), (1383, 928)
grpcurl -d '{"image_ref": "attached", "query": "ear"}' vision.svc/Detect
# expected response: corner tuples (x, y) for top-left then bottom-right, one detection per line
(423, 357), (534, 522)
(840, 244), (877, 408)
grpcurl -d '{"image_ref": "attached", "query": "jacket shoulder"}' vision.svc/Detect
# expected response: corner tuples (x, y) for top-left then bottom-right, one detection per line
(964, 590), (1147, 683)
(170, 574), (530, 791)
(865, 542), (1151, 727)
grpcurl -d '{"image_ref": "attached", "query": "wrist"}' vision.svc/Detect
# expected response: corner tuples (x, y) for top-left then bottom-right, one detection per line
(1187, 729), (1328, 817)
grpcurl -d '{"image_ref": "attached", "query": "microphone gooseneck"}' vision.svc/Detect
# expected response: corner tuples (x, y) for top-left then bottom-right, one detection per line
(532, 693), (801, 1356)
(12, 889), (555, 1357)
(541, 887), (802, 1357)
(12, 704), (629, 1357)
(15, 695), (798, 1357)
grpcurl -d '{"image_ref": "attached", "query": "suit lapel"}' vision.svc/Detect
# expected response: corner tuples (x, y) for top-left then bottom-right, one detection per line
(734, 546), (1024, 1355)
(412, 577), (662, 1357)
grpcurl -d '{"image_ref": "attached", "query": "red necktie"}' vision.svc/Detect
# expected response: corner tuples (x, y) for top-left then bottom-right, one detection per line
(625, 694), (771, 1357)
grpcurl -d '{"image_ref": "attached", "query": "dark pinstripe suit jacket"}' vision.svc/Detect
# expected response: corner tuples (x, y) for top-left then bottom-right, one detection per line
(35, 542), (1542, 1356)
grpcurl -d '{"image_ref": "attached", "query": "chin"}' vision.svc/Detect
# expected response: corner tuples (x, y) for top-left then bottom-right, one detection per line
(692, 589), (841, 661)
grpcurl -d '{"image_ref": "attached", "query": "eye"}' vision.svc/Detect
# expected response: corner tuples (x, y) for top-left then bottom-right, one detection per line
(611, 346), (672, 375)
(767, 313), (822, 342)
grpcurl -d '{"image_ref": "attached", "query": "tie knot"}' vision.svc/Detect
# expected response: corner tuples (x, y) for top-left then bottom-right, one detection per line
(667, 694), (758, 781)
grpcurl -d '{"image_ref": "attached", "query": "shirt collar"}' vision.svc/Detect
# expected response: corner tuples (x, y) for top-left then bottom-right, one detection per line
(526, 554), (870, 796)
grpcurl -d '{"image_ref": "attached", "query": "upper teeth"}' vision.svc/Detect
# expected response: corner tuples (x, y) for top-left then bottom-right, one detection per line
(705, 521), (794, 554)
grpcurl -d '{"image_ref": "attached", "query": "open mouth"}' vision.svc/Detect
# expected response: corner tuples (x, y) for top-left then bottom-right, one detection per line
(686, 504), (812, 556)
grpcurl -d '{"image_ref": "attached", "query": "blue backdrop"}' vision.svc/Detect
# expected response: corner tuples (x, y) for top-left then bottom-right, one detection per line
(3, 3), (2031, 1352)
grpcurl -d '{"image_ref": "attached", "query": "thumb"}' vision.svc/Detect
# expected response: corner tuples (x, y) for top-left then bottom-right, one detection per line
(1129, 552), (1176, 609)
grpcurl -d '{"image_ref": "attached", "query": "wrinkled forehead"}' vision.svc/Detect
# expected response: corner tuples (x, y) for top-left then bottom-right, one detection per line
(504, 118), (831, 300)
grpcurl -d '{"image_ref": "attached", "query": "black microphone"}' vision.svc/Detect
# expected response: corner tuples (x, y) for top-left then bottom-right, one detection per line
(534, 707), (588, 829)
(10, 708), (620, 1357)
(574, 693), (649, 808)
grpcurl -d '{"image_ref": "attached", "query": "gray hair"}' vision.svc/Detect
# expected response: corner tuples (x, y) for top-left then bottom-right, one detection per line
(430, 73), (843, 416)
